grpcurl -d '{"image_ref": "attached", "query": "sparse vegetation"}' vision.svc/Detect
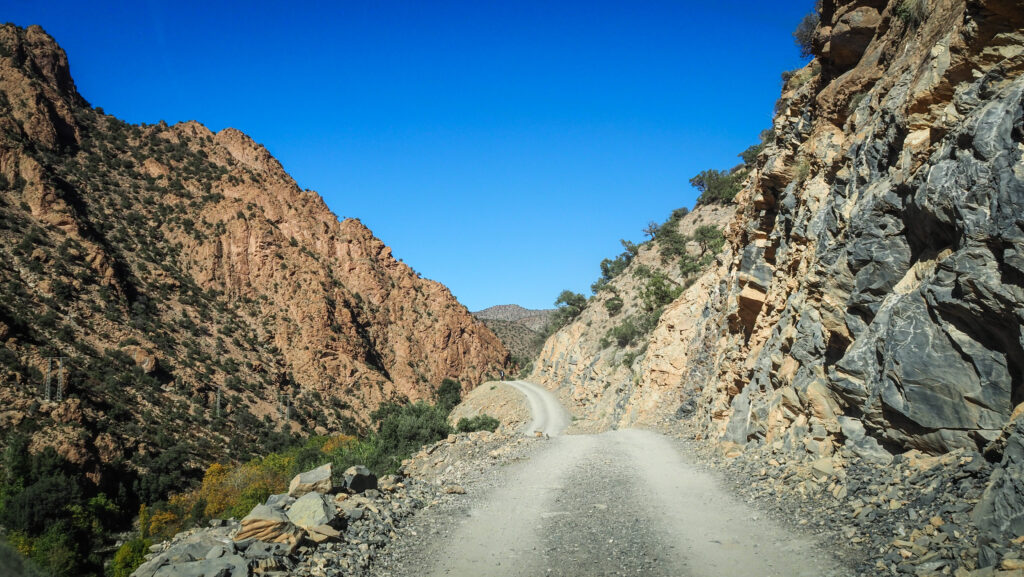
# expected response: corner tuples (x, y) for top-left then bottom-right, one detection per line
(895, 0), (927, 26)
(543, 290), (588, 336)
(456, 414), (500, 433)
(138, 379), (468, 541)
(592, 240), (640, 292)
(604, 295), (624, 316)
(690, 169), (743, 205)
(793, 9), (820, 58)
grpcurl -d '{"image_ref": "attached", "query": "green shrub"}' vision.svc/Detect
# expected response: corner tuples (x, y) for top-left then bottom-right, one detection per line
(108, 538), (150, 577)
(605, 319), (641, 348)
(604, 296), (624, 317)
(690, 169), (742, 205)
(679, 253), (701, 277)
(739, 143), (763, 165)
(544, 290), (588, 335)
(640, 272), (682, 312)
(895, 0), (927, 26)
(793, 9), (819, 57)
(456, 414), (500, 433)
(434, 379), (462, 413)
(692, 225), (725, 255)
(371, 401), (451, 472)
(654, 207), (690, 261)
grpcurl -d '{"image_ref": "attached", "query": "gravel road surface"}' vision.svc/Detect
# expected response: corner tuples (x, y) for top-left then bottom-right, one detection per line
(376, 381), (853, 577)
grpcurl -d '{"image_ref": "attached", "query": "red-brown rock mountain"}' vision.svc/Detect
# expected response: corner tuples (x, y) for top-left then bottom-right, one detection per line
(0, 24), (508, 484)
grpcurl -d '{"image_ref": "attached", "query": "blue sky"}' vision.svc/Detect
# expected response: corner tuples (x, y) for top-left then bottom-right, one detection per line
(7, 1), (812, 311)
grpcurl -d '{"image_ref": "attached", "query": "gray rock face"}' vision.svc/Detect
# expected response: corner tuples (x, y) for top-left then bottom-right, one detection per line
(838, 416), (892, 465)
(974, 415), (1024, 567)
(287, 491), (335, 530)
(151, 556), (248, 577)
(133, 477), (440, 577)
(826, 74), (1024, 453)
(288, 463), (333, 497)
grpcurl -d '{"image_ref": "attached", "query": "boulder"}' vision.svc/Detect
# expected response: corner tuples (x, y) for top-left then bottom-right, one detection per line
(287, 491), (335, 530)
(132, 530), (245, 577)
(838, 416), (893, 465)
(343, 465), (377, 493)
(378, 474), (402, 492)
(288, 463), (332, 497)
(151, 556), (248, 577)
(123, 345), (158, 374)
(306, 524), (342, 544)
(974, 411), (1024, 567)
(233, 504), (303, 547)
(264, 493), (295, 509)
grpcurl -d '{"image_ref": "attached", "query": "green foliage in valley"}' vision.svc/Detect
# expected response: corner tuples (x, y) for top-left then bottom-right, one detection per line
(0, 437), (135, 577)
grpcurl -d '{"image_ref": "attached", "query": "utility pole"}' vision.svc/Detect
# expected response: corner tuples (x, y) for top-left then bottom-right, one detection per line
(215, 388), (222, 418)
(279, 394), (292, 421)
(42, 357), (68, 402)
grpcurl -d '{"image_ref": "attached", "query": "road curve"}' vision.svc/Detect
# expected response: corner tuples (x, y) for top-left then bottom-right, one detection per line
(405, 381), (851, 577)
(506, 380), (570, 437)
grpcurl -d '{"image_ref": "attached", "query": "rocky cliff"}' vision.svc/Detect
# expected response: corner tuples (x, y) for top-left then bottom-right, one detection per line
(532, 203), (734, 430)
(0, 24), (508, 487)
(533, 0), (1024, 560)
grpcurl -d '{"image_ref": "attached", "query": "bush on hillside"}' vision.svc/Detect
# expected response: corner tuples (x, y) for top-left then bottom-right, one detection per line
(690, 169), (743, 205)
(371, 401), (452, 471)
(654, 207), (690, 261)
(591, 240), (641, 292)
(434, 378), (462, 413)
(692, 225), (725, 255)
(895, 0), (927, 26)
(108, 538), (150, 577)
(640, 271), (683, 312)
(544, 290), (588, 335)
(739, 142), (763, 165)
(456, 414), (500, 433)
(604, 296), (624, 317)
(793, 10), (819, 58)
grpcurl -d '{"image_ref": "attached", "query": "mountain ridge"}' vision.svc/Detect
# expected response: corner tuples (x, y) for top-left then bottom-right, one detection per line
(0, 23), (508, 489)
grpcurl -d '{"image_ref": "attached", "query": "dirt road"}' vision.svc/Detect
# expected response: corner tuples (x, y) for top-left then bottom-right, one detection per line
(382, 381), (852, 577)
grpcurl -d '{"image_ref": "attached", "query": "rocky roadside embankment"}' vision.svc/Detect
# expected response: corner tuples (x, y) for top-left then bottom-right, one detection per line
(658, 413), (1024, 577)
(129, 383), (540, 577)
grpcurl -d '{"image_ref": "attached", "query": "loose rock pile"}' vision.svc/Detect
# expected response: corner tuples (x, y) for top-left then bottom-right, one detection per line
(677, 426), (1024, 577)
(400, 429), (535, 486)
(132, 464), (441, 577)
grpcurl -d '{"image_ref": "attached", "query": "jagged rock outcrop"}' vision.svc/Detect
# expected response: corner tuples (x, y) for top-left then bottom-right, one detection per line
(675, 0), (1024, 456)
(534, 0), (1024, 564)
(0, 24), (507, 487)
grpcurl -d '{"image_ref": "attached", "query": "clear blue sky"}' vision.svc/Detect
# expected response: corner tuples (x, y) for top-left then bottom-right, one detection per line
(7, 1), (811, 311)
